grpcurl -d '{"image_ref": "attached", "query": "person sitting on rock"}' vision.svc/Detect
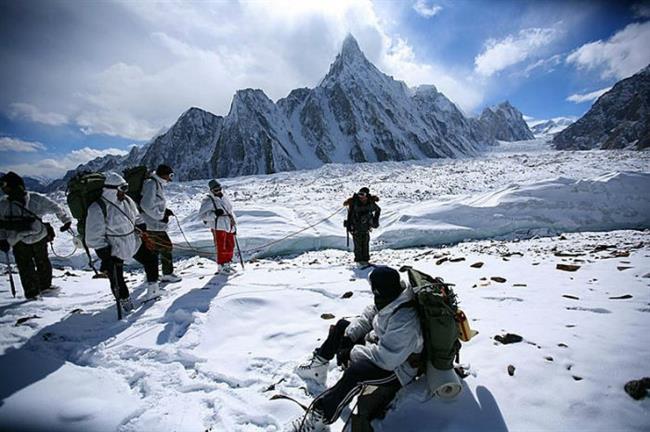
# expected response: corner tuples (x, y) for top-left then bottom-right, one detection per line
(288, 266), (423, 432)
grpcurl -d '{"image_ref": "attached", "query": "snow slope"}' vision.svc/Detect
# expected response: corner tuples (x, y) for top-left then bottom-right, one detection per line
(1, 140), (649, 431)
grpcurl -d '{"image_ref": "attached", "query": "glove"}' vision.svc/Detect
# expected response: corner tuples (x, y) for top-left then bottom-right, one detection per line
(0, 239), (10, 253)
(336, 336), (354, 367)
(96, 246), (112, 262)
(60, 221), (72, 232)
(164, 208), (174, 217)
(372, 220), (379, 229)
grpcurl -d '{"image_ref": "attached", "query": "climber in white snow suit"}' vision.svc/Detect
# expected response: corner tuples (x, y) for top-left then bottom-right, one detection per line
(85, 172), (159, 312)
(288, 266), (423, 431)
(140, 164), (181, 283)
(199, 179), (237, 274)
(0, 171), (72, 299)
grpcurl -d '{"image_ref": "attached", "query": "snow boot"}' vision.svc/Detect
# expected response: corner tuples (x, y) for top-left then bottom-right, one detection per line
(119, 297), (134, 314)
(285, 409), (330, 432)
(296, 352), (329, 386)
(160, 273), (182, 283)
(221, 262), (236, 274)
(144, 281), (161, 300)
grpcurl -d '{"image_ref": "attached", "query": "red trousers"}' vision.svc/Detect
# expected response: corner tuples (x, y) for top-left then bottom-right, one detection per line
(212, 229), (235, 264)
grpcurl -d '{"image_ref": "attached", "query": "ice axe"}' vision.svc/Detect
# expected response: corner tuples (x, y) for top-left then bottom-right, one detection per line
(4, 251), (16, 298)
(234, 232), (245, 271)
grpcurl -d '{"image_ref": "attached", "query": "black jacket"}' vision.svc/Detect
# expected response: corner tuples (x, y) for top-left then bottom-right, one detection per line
(344, 194), (381, 233)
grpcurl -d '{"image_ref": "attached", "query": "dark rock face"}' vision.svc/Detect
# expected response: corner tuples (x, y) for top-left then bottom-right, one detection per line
(479, 101), (535, 141)
(50, 35), (544, 186)
(554, 65), (650, 150)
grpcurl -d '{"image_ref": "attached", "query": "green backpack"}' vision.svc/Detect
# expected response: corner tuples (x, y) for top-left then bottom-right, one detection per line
(399, 266), (461, 371)
(66, 171), (106, 241)
(122, 165), (150, 206)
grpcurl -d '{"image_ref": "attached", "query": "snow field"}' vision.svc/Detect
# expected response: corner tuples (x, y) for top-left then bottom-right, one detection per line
(1, 230), (649, 431)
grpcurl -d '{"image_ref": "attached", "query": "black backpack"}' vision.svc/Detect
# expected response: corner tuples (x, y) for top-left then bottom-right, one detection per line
(66, 171), (106, 241)
(122, 166), (150, 206)
(399, 266), (463, 371)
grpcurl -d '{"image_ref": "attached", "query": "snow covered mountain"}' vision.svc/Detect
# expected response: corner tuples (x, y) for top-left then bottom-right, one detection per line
(554, 65), (650, 150)
(49, 35), (544, 186)
(529, 117), (575, 136)
(479, 101), (535, 141)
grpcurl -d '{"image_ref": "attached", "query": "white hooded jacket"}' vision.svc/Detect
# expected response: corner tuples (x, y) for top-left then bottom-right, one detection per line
(140, 173), (168, 232)
(199, 193), (236, 232)
(346, 286), (424, 385)
(85, 181), (143, 261)
(0, 192), (71, 246)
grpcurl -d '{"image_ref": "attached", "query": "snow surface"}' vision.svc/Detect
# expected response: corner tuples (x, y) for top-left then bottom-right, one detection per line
(1, 140), (649, 431)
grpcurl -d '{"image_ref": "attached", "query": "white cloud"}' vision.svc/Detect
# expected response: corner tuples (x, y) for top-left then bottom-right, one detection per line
(0, 137), (46, 153)
(382, 37), (483, 112)
(566, 21), (650, 79)
(7, 102), (68, 126)
(0, 0), (486, 140)
(566, 86), (612, 103)
(475, 27), (560, 76)
(413, 0), (442, 18)
(0, 147), (128, 178)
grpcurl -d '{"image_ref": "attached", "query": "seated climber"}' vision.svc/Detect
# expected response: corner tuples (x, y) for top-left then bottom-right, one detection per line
(288, 266), (423, 431)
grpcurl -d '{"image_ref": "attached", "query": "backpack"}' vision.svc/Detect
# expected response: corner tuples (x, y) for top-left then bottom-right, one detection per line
(399, 265), (474, 371)
(66, 171), (107, 240)
(122, 165), (150, 206)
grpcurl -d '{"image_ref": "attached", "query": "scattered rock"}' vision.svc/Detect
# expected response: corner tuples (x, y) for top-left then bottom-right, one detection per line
(612, 250), (630, 258)
(609, 294), (633, 300)
(449, 257), (465, 263)
(470, 262), (484, 268)
(572, 376), (583, 381)
(592, 244), (615, 252)
(480, 277), (487, 281)
(545, 356), (554, 362)
(565, 324), (576, 328)
(617, 266), (633, 271)
(63, 271), (78, 277)
(494, 333), (523, 345)
(554, 251), (584, 257)
(320, 313), (335, 320)
(502, 252), (524, 258)
(624, 378), (650, 400)
(15, 315), (40, 326)
(643, 273), (650, 279)
(558, 343), (568, 348)
(559, 235), (568, 240)
(507, 365), (516, 376)
(562, 294), (580, 300)
(532, 262), (540, 266)
(513, 283), (527, 287)
(341, 291), (353, 299)
(491, 276), (507, 283)
(309, 259), (320, 265)
(436, 257), (448, 265)
(556, 264), (580, 272)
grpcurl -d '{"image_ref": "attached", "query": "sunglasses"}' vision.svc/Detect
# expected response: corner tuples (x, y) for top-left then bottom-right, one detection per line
(211, 188), (223, 193)
(358, 192), (368, 197)
(106, 184), (129, 192)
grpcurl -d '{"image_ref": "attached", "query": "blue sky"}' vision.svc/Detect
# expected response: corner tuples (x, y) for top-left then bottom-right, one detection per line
(0, 0), (648, 178)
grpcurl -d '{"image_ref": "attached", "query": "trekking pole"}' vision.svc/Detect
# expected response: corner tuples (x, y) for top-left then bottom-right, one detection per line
(234, 233), (245, 270)
(346, 228), (350, 251)
(4, 251), (16, 298)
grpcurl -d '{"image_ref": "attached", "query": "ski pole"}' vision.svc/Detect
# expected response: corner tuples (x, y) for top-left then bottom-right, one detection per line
(4, 251), (16, 298)
(234, 233), (245, 270)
